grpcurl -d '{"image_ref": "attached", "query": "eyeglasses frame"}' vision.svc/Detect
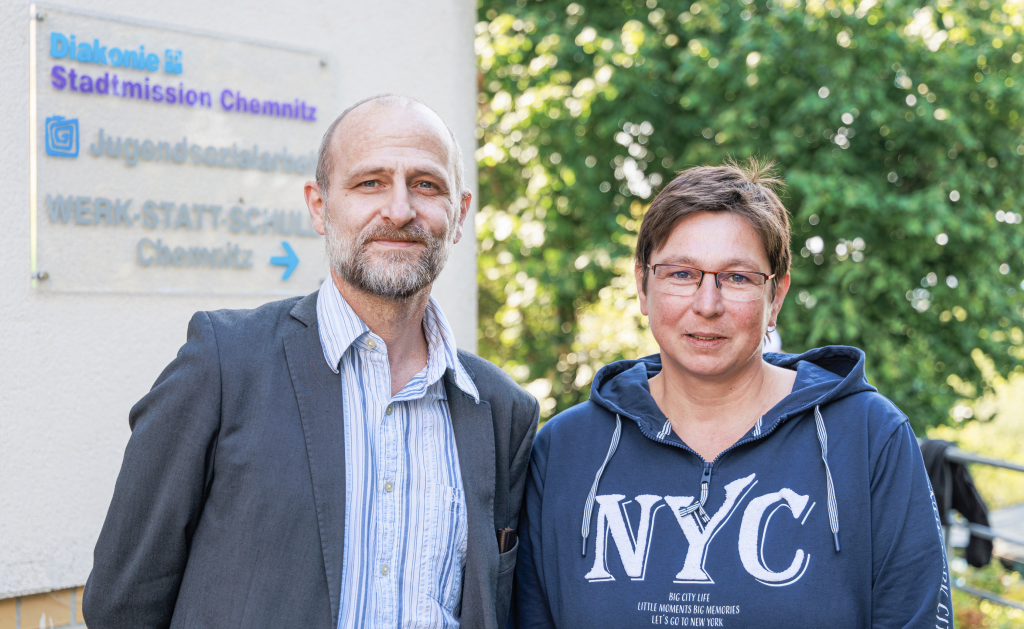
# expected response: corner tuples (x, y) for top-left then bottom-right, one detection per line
(647, 263), (776, 302)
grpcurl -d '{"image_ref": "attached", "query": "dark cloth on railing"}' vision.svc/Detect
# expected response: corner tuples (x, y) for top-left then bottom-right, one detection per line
(921, 439), (993, 567)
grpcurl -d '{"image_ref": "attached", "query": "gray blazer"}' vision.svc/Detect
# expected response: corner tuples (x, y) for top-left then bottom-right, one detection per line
(83, 292), (539, 629)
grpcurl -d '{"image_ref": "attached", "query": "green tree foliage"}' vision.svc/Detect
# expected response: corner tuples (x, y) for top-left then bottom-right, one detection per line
(930, 348), (1024, 509)
(475, 0), (1024, 430)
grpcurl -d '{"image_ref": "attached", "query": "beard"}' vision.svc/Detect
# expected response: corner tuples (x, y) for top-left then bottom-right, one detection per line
(324, 206), (455, 301)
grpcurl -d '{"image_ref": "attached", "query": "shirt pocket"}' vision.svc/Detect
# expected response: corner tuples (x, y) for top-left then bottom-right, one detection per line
(418, 483), (468, 614)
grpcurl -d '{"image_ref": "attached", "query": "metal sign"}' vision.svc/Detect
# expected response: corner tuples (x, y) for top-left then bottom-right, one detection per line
(29, 5), (332, 295)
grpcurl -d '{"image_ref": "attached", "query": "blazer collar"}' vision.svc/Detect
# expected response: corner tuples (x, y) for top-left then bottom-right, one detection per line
(283, 306), (346, 625)
(289, 290), (318, 327)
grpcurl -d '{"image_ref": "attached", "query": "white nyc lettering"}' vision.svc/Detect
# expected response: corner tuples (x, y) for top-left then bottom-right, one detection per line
(738, 489), (811, 585)
(584, 474), (813, 586)
(665, 474), (757, 584)
(585, 494), (664, 581)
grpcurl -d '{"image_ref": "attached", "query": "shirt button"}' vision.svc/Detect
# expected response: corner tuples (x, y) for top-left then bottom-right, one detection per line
(381, 564), (389, 576)
(366, 339), (376, 349)
(384, 481), (394, 492)
(385, 404), (393, 415)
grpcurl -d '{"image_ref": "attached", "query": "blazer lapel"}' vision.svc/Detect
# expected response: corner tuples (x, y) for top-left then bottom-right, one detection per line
(445, 367), (498, 629)
(283, 295), (347, 626)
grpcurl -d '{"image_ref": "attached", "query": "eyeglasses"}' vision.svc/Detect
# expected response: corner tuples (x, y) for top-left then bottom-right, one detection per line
(648, 264), (775, 302)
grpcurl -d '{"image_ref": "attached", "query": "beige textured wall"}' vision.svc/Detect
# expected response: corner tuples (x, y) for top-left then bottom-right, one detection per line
(0, 0), (478, 598)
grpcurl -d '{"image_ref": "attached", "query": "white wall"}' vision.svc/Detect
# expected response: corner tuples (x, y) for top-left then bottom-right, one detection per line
(0, 0), (478, 598)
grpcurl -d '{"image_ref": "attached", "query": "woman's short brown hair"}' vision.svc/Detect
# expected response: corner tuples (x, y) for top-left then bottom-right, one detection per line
(635, 158), (791, 297)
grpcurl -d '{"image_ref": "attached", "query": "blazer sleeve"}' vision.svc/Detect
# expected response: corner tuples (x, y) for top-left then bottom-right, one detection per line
(869, 421), (954, 628)
(83, 311), (223, 629)
(507, 393), (540, 527)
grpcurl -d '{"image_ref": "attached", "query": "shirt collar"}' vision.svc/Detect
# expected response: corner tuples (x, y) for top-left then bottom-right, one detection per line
(315, 278), (479, 403)
(315, 278), (369, 373)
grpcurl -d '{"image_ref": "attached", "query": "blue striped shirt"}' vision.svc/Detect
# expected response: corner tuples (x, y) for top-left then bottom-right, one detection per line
(316, 279), (478, 629)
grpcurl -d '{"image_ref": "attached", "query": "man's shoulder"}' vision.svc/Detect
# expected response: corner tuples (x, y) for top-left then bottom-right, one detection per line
(455, 349), (517, 391)
(201, 292), (316, 345)
(456, 349), (536, 409)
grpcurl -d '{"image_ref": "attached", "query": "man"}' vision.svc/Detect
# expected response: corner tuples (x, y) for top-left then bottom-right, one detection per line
(83, 94), (539, 629)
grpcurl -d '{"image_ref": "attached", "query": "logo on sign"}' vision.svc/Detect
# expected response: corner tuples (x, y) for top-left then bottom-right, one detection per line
(164, 49), (183, 74)
(45, 115), (79, 157)
(50, 32), (182, 74)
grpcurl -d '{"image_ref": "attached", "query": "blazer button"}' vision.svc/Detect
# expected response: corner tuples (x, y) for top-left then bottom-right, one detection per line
(385, 481), (394, 492)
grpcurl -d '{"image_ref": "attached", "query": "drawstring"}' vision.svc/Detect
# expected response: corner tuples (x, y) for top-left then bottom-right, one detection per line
(814, 405), (841, 552)
(581, 414), (622, 556)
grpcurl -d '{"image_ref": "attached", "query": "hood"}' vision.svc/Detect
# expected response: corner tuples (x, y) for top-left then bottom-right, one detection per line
(588, 345), (876, 437)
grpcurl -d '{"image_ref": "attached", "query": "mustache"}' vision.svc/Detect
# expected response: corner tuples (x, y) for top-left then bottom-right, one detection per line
(358, 222), (432, 246)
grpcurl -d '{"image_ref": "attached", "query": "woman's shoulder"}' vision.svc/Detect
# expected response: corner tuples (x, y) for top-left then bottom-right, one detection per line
(540, 400), (608, 437)
(827, 387), (911, 451)
(534, 399), (620, 453)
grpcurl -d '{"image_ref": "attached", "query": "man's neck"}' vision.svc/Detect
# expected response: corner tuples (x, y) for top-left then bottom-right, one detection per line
(331, 270), (430, 397)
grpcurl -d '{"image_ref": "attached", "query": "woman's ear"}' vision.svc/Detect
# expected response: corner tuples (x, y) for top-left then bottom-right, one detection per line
(771, 272), (791, 320)
(636, 264), (649, 316)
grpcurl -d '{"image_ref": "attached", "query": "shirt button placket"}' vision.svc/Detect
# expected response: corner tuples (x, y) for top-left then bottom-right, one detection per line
(381, 396), (398, 628)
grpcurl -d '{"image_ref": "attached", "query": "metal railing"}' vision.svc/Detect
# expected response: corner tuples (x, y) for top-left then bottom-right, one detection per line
(928, 442), (1024, 611)
(943, 446), (1024, 474)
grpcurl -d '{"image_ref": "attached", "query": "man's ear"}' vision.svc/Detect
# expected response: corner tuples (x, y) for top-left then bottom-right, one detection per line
(452, 189), (471, 244)
(305, 180), (327, 236)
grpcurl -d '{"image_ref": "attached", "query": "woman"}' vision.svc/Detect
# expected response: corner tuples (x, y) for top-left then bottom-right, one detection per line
(511, 161), (952, 628)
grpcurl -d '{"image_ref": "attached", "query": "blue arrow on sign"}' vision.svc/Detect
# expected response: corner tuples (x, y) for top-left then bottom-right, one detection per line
(270, 241), (299, 280)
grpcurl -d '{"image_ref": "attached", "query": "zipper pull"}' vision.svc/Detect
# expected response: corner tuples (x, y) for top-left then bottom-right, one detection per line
(698, 463), (713, 524)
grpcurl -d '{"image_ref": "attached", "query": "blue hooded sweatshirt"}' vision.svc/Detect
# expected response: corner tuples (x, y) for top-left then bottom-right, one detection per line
(511, 346), (953, 628)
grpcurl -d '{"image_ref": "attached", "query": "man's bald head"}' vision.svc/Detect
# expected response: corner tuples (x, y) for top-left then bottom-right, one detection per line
(314, 94), (465, 209)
